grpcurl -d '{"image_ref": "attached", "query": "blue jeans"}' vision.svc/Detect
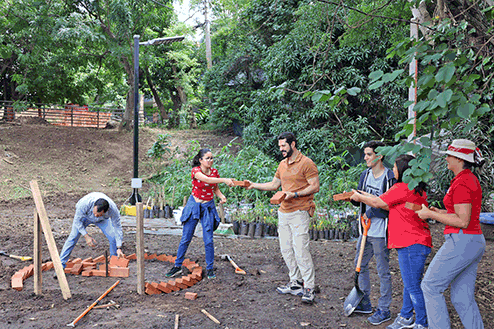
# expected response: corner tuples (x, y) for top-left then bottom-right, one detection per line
(354, 236), (392, 311)
(397, 244), (431, 326)
(175, 217), (215, 270)
(59, 218), (117, 268)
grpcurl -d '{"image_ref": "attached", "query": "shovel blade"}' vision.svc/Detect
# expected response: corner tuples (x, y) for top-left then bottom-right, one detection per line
(343, 286), (365, 317)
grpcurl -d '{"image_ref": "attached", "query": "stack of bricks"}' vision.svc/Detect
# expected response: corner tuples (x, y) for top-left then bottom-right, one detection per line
(11, 261), (54, 291)
(65, 255), (131, 278)
(144, 255), (203, 295)
(11, 253), (203, 295)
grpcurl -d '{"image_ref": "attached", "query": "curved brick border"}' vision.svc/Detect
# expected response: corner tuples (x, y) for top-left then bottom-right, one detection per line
(11, 253), (202, 295)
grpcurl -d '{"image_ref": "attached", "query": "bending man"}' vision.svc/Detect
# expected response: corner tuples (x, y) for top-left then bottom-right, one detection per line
(59, 192), (124, 268)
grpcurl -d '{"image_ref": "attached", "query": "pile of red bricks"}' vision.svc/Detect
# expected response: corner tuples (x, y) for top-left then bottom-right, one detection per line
(11, 261), (54, 291)
(143, 255), (202, 296)
(65, 255), (130, 277)
(11, 253), (203, 296)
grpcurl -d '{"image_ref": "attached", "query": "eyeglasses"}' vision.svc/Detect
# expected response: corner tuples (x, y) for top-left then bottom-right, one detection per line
(202, 157), (214, 161)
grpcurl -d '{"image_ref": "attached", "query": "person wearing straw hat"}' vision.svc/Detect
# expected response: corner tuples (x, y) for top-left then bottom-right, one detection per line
(417, 139), (486, 329)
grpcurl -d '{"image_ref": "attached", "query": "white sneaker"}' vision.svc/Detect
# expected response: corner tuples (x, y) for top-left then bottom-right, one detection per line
(276, 280), (303, 296)
(387, 314), (415, 329)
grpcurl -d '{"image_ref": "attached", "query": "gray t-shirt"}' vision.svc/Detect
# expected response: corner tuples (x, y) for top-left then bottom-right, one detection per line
(364, 172), (386, 238)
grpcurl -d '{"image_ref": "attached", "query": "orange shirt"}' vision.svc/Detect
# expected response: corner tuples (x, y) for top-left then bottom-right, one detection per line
(274, 152), (319, 213)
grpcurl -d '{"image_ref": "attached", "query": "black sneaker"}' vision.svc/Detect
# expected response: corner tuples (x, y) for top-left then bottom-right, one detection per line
(165, 266), (182, 278)
(301, 287), (315, 304)
(207, 269), (216, 279)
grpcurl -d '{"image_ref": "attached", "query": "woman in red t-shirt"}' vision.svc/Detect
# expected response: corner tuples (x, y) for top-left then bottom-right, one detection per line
(351, 154), (431, 328)
(417, 139), (486, 329)
(165, 148), (234, 280)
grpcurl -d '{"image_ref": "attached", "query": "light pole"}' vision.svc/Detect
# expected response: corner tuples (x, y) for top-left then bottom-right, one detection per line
(130, 35), (185, 205)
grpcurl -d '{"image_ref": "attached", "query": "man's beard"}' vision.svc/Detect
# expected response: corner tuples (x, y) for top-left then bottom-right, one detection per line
(281, 146), (293, 158)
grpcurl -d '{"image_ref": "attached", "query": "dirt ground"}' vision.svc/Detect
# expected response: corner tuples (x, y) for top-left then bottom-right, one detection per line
(0, 120), (492, 329)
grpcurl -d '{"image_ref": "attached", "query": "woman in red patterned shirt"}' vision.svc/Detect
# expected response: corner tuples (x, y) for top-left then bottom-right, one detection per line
(165, 148), (234, 279)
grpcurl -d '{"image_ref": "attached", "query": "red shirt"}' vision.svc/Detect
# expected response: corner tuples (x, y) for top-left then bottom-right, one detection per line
(380, 182), (432, 249)
(191, 166), (219, 201)
(443, 169), (483, 235)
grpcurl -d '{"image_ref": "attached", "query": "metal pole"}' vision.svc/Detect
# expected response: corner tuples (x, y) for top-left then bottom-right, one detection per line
(133, 35), (140, 179)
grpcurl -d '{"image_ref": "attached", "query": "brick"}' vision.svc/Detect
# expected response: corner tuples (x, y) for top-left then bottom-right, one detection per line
(174, 278), (188, 289)
(189, 273), (202, 282)
(91, 270), (107, 277)
(65, 261), (74, 269)
(148, 253), (157, 260)
(72, 258), (82, 264)
(64, 268), (72, 274)
(156, 254), (167, 262)
(81, 270), (93, 277)
(71, 263), (83, 275)
(157, 282), (172, 293)
(109, 255), (119, 265)
(405, 202), (422, 211)
(82, 262), (96, 268)
(183, 258), (191, 266)
(187, 262), (199, 270)
(192, 266), (203, 275)
(82, 257), (93, 263)
(113, 257), (129, 268)
(167, 280), (180, 292)
(184, 292), (198, 300)
(109, 267), (129, 277)
(332, 191), (354, 201)
(270, 191), (286, 204)
(169, 256), (177, 263)
(143, 253), (148, 259)
(93, 255), (106, 263)
(182, 276), (194, 287)
(233, 180), (250, 188)
(126, 253), (137, 260)
(12, 274), (24, 291)
(145, 282), (161, 295)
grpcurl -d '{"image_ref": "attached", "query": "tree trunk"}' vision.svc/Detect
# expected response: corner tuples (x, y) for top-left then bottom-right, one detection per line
(119, 55), (134, 131)
(144, 66), (168, 120)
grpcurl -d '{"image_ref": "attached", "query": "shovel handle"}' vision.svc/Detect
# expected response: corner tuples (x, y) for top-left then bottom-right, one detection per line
(355, 216), (371, 272)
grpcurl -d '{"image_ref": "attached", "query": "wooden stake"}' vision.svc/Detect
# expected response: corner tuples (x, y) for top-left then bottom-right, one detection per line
(136, 202), (145, 295)
(33, 208), (42, 295)
(201, 309), (220, 325)
(30, 180), (71, 300)
(174, 314), (180, 329)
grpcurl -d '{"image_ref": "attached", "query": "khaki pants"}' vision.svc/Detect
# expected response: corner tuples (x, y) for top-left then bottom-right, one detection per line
(277, 210), (315, 289)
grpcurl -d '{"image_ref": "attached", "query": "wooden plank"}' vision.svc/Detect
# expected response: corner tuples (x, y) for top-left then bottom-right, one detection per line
(33, 209), (42, 295)
(219, 203), (225, 224)
(29, 180), (71, 300)
(136, 202), (145, 295)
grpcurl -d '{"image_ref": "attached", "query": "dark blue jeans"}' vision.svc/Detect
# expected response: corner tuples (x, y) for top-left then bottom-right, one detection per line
(175, 217), (215, 270)
(396, 244), (431, 326)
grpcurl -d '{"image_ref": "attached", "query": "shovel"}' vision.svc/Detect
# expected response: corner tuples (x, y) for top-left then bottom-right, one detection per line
(0, 250), (32, 261)
(343, 215), (371, 316)
(220, 254), (247, 275)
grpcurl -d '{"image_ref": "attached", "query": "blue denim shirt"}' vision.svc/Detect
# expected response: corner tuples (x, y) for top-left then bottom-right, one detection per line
(73, 192), (122, 247)
(181, 195), (220, 231)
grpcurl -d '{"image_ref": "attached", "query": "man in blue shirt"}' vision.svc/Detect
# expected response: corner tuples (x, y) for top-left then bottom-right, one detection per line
(59, 192), (124, 268)
(350, 141), (396, 325)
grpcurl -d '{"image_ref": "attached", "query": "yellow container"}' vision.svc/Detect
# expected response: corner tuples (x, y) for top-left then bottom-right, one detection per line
(121, 205), (151, 216)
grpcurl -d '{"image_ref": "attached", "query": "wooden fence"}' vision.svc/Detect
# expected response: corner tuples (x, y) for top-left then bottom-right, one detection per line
(0, 102), (126, 129)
